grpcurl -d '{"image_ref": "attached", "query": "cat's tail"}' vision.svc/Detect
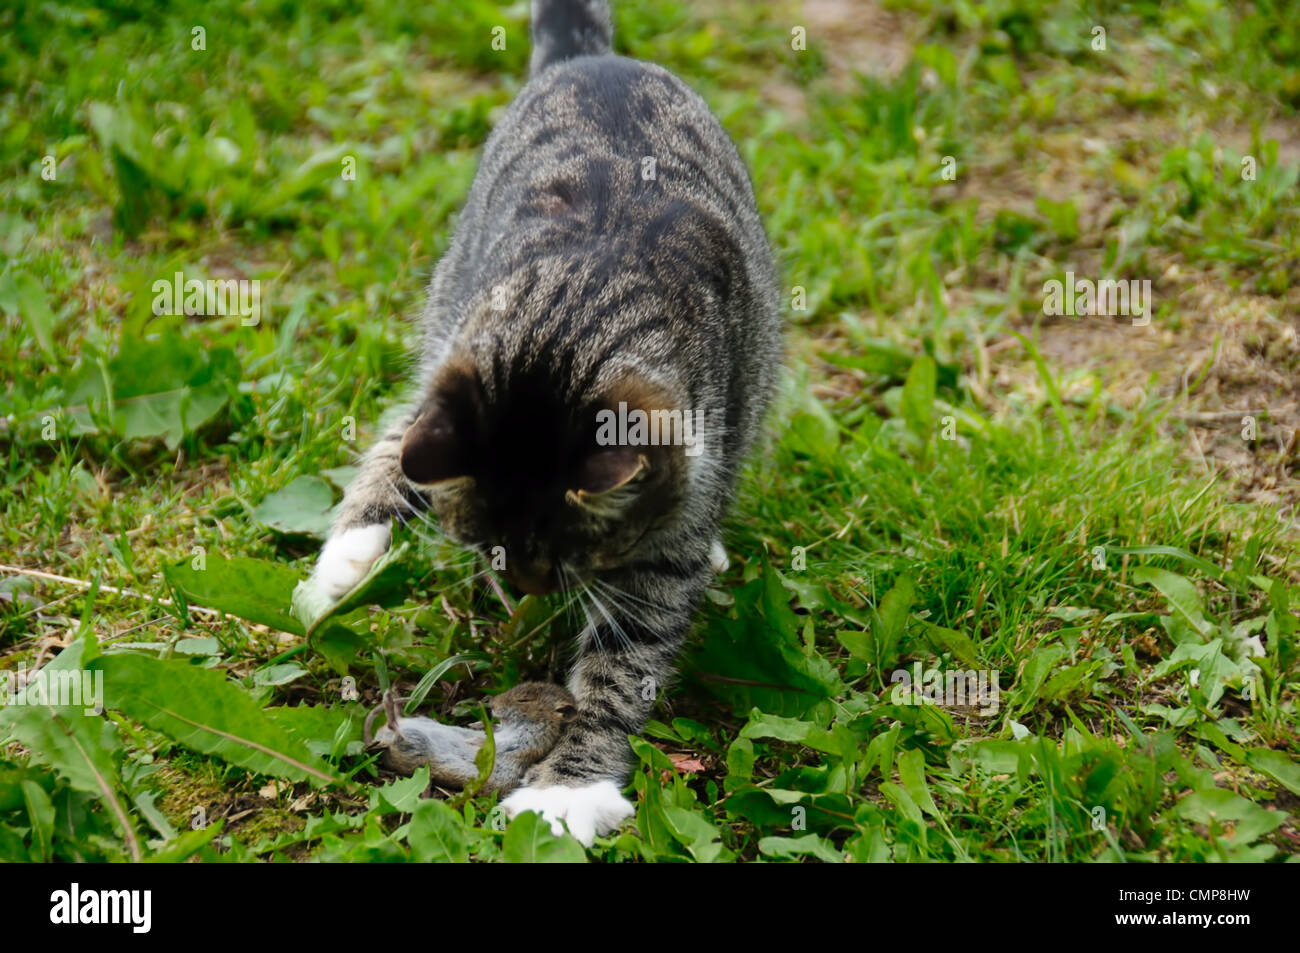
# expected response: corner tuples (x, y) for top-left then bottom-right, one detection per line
(529, 0), (613, 77)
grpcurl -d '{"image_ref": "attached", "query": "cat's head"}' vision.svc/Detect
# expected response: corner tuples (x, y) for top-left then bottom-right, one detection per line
(398, 355), (693, 595)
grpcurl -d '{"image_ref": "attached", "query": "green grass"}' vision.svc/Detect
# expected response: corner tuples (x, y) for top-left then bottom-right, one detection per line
(1, 0), (1297, 862)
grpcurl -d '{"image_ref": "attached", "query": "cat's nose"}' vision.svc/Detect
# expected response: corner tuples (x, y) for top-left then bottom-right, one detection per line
(505, 560), (556, 595)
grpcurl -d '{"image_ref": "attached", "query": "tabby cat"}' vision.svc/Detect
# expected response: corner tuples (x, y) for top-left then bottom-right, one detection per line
(303, 0), (781, 845)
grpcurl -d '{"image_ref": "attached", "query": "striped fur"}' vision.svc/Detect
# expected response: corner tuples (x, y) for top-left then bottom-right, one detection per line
(326, 0), (780, 790)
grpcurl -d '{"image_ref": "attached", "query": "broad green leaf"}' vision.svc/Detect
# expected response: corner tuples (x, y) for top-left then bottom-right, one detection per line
(630, 734), (677, 772)
(688, 561), (839, 719)
(786, 389), (839, 461)
(409, 798), (471, 862)
(58, 336), (239, 448)
(879, 780), (925, 825)
(252, 475), (336, 538)
(1039, 659), (1099, 703)
(872, 575), (915, 668)
(1133, 566), (1212, 640)
(1195, 721), (1246, 762)
(1012, 645), (1067, 710)
(500, 811), (587, 863)
(1142, 703), (1196, 728)
(630, 740), (680, 857)
(1, 705), (139, 859)
(178, 636), (222, 656)
(11, 273), (56, 362)
(1173, 787), (1285, 845)
(21, 780), (54, 861)
(0, 627), (101, 725)
(1246, 748), (1300, 796)
(759, 834), (843, 862)
(0, 769), (40, 813)
(320, 466), (360, 490)
(167, 554), (305, 635)
(144, 820), (225, 863)
(861, 724), (902, 779)
(951, 738), (1023, 775)
(133, 790), (177, 841)
(265, 704), (362, 759)
(900, 353), (936, 443)
(372, 767), (431, 814)
(722, 787), (806, 828)
(499, 593), (550, 643)
(90, 654), (340, 785)
(265, 704), (352, 743)
(312, 623), (367, 674)
(724, 737), (755, 791)
(253, 663), (309, 687)
(919, 621), (979, 667)
(897, 749), (940, 818)
(739, 709), (855, 762)
(835, 629), (872, 661)
(662, 806), (732, 862)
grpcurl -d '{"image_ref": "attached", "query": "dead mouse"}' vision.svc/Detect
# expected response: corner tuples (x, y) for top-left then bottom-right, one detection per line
(364, 681), (578, 794)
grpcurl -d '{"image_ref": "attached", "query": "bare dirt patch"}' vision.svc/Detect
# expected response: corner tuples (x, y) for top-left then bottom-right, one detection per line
(802, 0), (915, 83)
(1010, 268), (1300, 512)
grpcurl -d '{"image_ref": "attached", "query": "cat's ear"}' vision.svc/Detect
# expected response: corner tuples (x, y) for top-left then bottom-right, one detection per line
(580, 446), (648, 493)
(567, 446), (648, 504)
(399, 367), (477, 485)
(400, 406), (464, 484)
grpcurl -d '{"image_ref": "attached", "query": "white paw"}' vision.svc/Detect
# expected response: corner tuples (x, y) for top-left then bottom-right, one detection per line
(501, 780), (634, 847)
(311, 524), (391, 601)
(709, 538), (729, 574)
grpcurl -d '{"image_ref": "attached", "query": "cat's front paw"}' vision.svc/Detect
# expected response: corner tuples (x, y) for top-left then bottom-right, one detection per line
(500, 780), (635, 847)
(293, 524), (393, 627)
(312, 524), (392, 601)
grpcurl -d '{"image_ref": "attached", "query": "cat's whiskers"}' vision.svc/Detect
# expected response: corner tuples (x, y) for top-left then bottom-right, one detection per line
(377, 473), (516, 617)
(378, 474), (430, 535)
(422, 565), (493, 598)
(374, 475), (502, 606)
(568, 574), (605, 652)
(556, 561), (585, 635)
(590, 576), (671, 616)
(581, 579), (633, 652)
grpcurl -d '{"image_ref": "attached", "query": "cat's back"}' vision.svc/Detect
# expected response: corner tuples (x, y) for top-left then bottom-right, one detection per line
(458, 55), (772, 290)
(485, 54), (743, 188)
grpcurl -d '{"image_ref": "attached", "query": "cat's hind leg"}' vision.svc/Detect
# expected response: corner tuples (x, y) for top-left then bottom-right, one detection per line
(709, 538), (729, 574)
